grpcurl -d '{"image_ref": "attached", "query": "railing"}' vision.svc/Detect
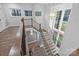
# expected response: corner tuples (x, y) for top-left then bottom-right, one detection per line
(20, 18), (41, 56)
(20, 18), (26, 56)
(20, 18), (48, 56)
(24, 18), (40, 31)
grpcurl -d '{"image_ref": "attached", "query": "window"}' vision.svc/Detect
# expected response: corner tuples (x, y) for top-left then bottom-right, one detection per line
(63, 9), (71, 21)
(35, 11), (41, 16)
(61, 9), (71, 31)
(11, 9), (16, 16)
(53, 9), (71, 48)
(10, 8), (21, 16)
(16, 9), (21, 16)
(54, 11), (62, 29)
(24, 10), (32, 16)
(57, 9), (71, 47)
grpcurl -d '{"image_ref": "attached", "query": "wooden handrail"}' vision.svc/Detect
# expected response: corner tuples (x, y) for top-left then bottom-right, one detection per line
(20, 18), (26, 56)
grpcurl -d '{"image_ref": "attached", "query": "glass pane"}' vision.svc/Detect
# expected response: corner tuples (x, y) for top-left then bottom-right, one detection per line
(54, 11), (62, 29)
(18, 9), (21, 16)
(11, 9), (21, 16)
(25, 10), (28, 16)
(63, 9), (71, 21)
(25, 10), (32, 16)
(28, 11), (32, 16)
(61, 9), (71, 31)
(35, 11), (41, 16)
(11, 9), (16, 16)
(17, 10), (19, 16)
(57, 34), (63, 48)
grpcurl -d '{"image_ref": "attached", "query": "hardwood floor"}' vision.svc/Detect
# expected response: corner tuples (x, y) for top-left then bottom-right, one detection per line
(0, 27), (21, 56)
(1, 26), (79, 56)
(69, 48), (79, 56)
(28, 42), (46, 56)
(0, 26), (45, 56)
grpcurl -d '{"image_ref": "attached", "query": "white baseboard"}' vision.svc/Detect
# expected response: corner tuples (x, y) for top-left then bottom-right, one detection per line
(0, 25), (19, 32)
(0, 26), (8, 32)
(59, 48), (77, 56)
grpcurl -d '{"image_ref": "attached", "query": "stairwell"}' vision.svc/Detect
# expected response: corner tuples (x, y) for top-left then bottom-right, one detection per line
(39, 29), (59, 56)
(0, 18), (59, 56)
(20, 18), (59, 56)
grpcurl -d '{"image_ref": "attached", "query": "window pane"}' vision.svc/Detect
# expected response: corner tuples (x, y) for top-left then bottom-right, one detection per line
(11, 9), (21, 16)
(25, 10), (32, 16)
(28, 11), (32, 16)
(35, 11), (41, 16)
(18, 9), (21, 16)
(57, 34), (63, 48)
(61, 9), (71, 31)
(17, 9), (19, 16)
(63, 9), (71, 21)
(54, 11), (62, 29)
(19, 10), (21, 16)
(11, 9), (16, 16)
(25, 11), (28, 16)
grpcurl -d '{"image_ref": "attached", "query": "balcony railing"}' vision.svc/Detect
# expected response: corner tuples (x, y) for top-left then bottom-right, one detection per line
(20, 18), (50, 56)
(20, 18), (42, 56)
(24, 18), (40, 31)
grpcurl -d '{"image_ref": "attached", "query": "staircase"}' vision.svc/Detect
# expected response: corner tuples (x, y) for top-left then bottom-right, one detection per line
(39, 30), (59, 56)
(20, 18), (59, 56)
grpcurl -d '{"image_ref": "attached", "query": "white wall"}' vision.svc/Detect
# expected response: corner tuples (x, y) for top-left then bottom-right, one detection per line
(43, 4), (72, 31)
(0, 4), (7, 32)
(0, 3), (59, 30)
(54, 3), (72, 10)
(59, 4), (79, 55)
(0, 3), (73, 32)
(1, 3), (48, 28)
(0, 3), (49, 32)
(32, 4), (45, 26)
(2, 3), (33, 26)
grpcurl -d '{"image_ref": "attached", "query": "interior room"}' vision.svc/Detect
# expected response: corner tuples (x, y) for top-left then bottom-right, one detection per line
(0, 3), (79, 56)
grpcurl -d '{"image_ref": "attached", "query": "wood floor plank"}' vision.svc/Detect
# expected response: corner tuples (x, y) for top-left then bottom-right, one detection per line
(0, 27), (20, 56)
